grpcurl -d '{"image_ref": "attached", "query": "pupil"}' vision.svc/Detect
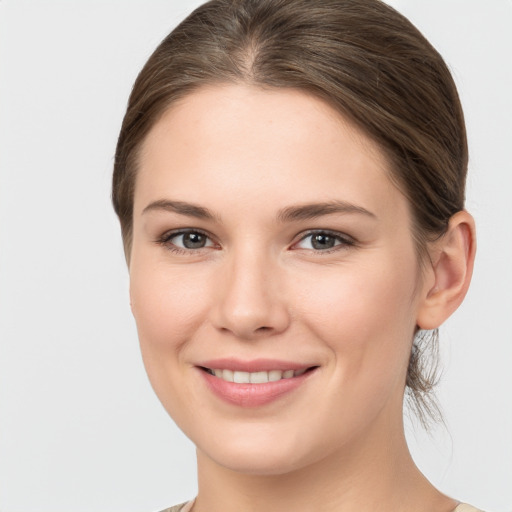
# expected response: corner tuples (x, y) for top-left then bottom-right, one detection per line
(312, 234), (335, 250)
(183, 232), (206, 249)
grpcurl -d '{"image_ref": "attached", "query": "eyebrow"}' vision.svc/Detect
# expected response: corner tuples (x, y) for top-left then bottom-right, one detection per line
(142, 199), (219, 221)
(276, 200), (376, 223)
(142, 199), (376, 222)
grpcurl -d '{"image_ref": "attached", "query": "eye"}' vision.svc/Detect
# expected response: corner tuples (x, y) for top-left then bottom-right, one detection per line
(293, 230), (354, 251)
(158, 229), (216, 252)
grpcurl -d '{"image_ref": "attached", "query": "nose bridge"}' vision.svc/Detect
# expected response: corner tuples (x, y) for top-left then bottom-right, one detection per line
(212, 242), (289, 339)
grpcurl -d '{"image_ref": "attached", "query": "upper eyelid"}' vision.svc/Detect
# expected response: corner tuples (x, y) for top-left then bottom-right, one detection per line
(156, 227), (354, 248)
(160, 227), (214, 241)
(156, 228), (219, 250)
(294, 229), (354, 243)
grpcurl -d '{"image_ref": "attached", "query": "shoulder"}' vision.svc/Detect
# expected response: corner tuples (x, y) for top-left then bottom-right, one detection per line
(455, 504), (485, 512)
(161, 502), (190, 512)
(158, 502), (192, 512)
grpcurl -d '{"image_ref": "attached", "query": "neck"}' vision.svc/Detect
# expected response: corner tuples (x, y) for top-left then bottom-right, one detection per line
(192, 410), (456, 512)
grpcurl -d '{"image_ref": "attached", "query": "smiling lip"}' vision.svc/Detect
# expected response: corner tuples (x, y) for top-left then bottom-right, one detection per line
(196, 358), (318, 407)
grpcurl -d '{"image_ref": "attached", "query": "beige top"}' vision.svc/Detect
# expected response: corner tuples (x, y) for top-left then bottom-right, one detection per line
(160, 500), (484, 512)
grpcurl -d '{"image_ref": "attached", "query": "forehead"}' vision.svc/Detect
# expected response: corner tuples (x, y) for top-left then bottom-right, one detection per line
(135, 84), (406, 221)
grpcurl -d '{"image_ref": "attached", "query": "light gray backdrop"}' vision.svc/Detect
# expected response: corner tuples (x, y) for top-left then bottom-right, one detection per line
(0, 1), (511, 511)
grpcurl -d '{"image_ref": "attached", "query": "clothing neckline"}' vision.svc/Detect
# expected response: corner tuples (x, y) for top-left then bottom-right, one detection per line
(180, 499), (480, 512)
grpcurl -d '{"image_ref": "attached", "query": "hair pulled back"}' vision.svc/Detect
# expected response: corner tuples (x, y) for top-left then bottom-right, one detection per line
(113, 0), (468, 426)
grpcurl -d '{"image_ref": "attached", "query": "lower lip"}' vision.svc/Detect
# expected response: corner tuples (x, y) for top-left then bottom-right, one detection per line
(199, 369), (315, 407)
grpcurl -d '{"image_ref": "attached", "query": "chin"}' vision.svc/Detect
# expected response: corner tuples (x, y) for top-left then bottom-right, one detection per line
(195, 424), (327, 476)
(207, 447), (309, 476)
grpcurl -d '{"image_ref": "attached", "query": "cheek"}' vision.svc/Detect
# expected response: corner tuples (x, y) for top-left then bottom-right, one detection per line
(129, 259), (210, 368)
(287, 258), (419, 442)
(293, 256), (418, 376)
(128, 261), (214, 425)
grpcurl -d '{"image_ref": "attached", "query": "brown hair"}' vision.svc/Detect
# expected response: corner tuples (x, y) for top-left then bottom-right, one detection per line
(112, 0), (467, 425)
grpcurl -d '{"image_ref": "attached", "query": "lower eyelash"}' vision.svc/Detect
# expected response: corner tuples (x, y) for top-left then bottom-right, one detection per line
(297, 230), (356, 252)
(155, 229), (213, 253)
(154, 229), (355, 255)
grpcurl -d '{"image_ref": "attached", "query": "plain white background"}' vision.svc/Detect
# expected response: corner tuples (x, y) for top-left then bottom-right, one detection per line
(0, 1), (511, 511)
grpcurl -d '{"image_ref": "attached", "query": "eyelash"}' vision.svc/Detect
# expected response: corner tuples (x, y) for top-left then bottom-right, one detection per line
(156, 228), (218, 256)
(293, 230), (356, 254)
(156, 229), (356, 255)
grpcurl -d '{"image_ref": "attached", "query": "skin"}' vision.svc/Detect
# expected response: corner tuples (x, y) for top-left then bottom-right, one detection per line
(129, 84), (475, 512)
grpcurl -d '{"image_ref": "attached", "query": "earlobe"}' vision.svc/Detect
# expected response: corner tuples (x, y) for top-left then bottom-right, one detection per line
(416, 210), (476, 330)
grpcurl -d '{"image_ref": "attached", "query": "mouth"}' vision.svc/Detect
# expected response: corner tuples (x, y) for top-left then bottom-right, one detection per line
(197, 360), (319, 407)
(199, 366), (316, 384)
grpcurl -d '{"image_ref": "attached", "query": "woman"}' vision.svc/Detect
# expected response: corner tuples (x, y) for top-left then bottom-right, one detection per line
(113, 1), (479, 511)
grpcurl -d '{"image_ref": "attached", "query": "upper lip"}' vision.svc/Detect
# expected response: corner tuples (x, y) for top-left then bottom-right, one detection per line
(197, 358), (316, 373)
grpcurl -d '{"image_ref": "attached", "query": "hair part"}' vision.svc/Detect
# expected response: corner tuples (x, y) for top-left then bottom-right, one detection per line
(113, 0), (468, 426)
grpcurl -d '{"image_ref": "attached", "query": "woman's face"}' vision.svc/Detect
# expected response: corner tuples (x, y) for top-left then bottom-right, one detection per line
(130, 84), (429, 475)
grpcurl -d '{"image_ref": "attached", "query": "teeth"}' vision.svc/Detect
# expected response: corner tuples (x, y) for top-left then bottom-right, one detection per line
(233, 371), (250, 384)
(250, 371), (268, 384)
(207, 368), (309, 384)
(268, 370), (283, 382)
(223, 369), (234, 382)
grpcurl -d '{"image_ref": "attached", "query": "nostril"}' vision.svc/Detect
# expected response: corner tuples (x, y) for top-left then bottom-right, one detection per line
(255, 326), (272, 332)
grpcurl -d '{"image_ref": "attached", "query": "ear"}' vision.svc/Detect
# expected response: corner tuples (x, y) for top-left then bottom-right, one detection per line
(416, 210), (476, 330)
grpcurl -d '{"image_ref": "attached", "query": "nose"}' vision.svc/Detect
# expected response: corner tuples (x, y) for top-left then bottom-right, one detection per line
(211, 250), (291, 340)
